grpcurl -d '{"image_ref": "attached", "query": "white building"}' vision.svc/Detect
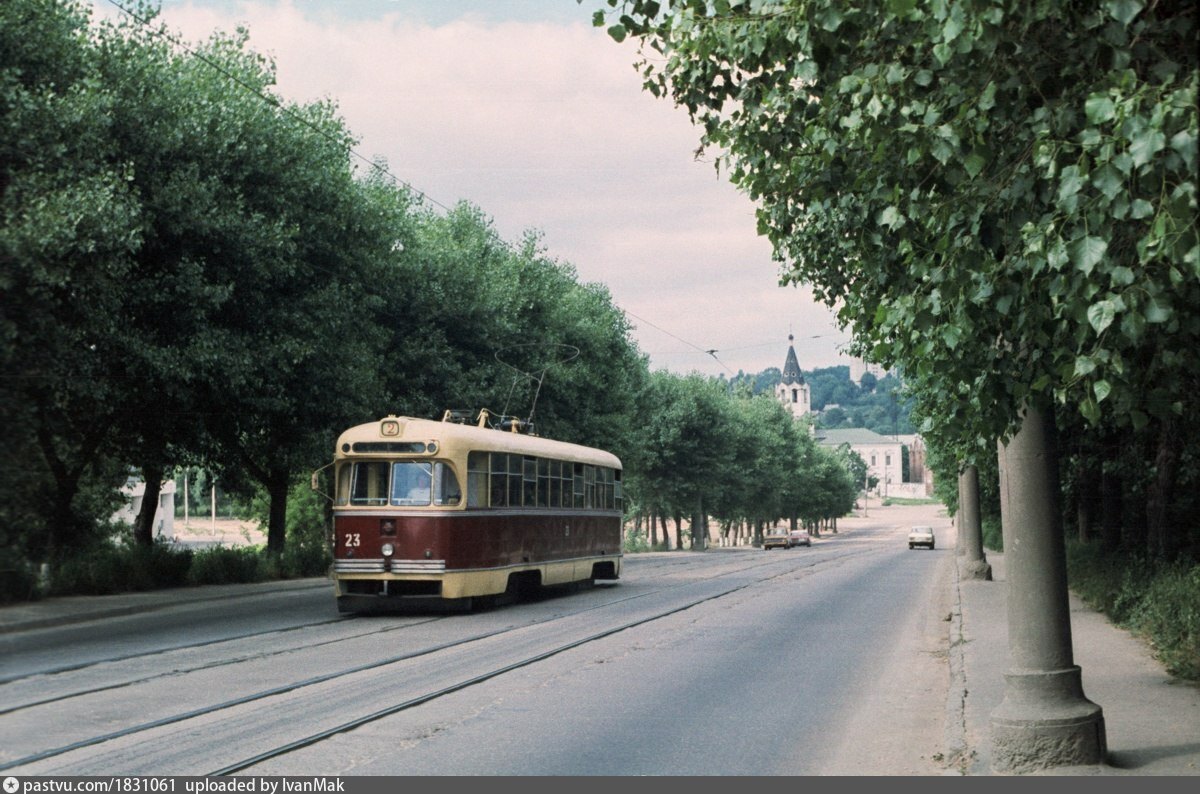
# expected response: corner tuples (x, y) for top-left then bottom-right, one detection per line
(814, 428), (908, 497)
(112, 478), (176, 539)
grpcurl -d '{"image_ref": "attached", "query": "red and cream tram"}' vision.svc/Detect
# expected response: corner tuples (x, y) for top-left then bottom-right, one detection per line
(320, 410), (623, 612)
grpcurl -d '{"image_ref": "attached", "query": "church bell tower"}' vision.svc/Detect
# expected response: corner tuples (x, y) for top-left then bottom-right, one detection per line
(775, 334), (811, 420)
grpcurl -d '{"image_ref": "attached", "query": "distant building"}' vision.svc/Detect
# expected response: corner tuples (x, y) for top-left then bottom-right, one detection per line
(902, 434), (934, 495)
(774, 335), (812, 420)
(112, 477), (176, 539)
(848, 357), (888, 386)
(814, 427), (912, 497)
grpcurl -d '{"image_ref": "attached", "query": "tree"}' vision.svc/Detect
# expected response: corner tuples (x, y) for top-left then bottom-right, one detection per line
(592, 0), (1197, 768)
(2, 0), (143, 558)
(596, 1), (1196, 545)
(628, 371), (736, 547)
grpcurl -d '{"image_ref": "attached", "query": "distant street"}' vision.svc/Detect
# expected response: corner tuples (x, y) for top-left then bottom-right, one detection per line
(1, 502), (954, 776)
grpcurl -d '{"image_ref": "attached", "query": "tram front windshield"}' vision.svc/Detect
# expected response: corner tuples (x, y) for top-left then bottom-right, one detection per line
(340, 461), (461, 506)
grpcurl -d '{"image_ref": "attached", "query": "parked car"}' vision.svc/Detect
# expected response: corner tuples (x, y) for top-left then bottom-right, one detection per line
(788, 529), (811, 547)
(763, 528), (791, 550)
(907, 525), (936, 550)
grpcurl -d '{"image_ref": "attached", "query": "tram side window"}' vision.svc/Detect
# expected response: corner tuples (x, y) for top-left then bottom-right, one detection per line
(585, 465), (596, 509)
(599, 467), (613, 510)
(433, 462), (461, 506)
(350, 462), (390, 506)
(523, 456), (537, 507)
(507, 454), (523, 506)
(573, 463), (585, 509)
(335, 464), (352, 506)
(614, 469), (623, 510)
(391, 461), (432, 506)
(548, 460), (562, 508)
(489, 453), (508, 507)
(467, 451), (489, 507)
(537, 458), (550, 507)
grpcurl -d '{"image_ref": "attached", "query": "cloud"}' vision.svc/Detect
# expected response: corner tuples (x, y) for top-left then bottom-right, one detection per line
(95, 0), (853, 376)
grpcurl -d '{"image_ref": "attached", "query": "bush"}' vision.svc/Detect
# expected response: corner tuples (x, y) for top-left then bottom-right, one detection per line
(280, 482), (332, 578)
(0, 551), (39, 604)
(46, 540), (194, 596)
(1127, 562), (1200, 681)
(623, 528), (650, 553)
(186, 545), (268, 586)
(1067, 540), (1199, 682)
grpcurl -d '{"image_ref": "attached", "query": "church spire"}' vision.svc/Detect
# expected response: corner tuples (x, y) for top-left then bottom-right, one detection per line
(781, 334), (805, 385)
(775, 334), (812, 423)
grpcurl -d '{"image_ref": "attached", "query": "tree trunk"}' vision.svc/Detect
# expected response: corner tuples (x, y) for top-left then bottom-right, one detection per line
(649, 506), (659, 548)
(1075, 460), (1098, 543)
(690, 496), (706, 550)
(1145, 416), (1182, 560)
(1100, 468), (1123, 552)
(133, 464), (165, 546)
(36, 419), (107, 559)
(266, 467), (290, 555)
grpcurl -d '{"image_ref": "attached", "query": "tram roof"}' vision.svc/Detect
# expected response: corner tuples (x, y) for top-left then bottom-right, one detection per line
(335, 415), (621, 468)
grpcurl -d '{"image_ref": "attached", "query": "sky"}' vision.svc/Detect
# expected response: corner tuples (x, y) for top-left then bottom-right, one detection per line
(86, 0), (858, 378)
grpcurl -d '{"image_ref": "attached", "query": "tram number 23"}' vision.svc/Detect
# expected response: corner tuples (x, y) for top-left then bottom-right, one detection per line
(345, 533), (361, 548)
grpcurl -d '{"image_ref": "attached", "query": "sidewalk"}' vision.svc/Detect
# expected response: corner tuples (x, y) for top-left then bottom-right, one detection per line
(952, 551), (1200, 776)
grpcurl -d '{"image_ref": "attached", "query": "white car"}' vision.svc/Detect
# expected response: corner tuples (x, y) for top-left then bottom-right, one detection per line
(907, 525), (935, 550)
(763, 528), (791, 550)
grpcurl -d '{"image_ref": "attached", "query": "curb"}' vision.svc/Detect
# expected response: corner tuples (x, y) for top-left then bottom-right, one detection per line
(944, 556), (972, 774)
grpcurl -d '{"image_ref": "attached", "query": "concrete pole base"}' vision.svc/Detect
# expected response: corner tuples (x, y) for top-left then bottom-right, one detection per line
(990, 666), (1106, 773)
(962, 559), (993, 581)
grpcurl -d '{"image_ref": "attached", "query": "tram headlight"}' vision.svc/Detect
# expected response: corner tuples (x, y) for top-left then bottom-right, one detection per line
(381, 543), (394, 557)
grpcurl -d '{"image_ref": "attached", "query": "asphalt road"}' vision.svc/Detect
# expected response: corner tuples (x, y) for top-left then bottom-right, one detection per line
(1, 504), (953, 776)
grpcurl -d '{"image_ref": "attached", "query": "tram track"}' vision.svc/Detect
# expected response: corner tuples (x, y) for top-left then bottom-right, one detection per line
(0, 615), (445, 715)
(1, 545), (843, 712)
(0, 615), (353, 688)
(0, 546), (854, 776)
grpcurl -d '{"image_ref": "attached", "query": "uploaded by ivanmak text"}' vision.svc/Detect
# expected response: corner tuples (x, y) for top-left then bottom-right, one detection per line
(5, 780), (345, 794)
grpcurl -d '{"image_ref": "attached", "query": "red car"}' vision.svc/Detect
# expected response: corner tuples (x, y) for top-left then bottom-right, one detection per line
(788, 529), (812, 547)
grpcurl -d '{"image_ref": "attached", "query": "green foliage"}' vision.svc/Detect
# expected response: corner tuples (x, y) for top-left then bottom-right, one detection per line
(981, 515), (1004, 553)
(729, 365), (916, 436)
(1067, 541), (1199, 681)
(0, 549), (39, 604)
(626, 371), (858, 535)
(47, 539), (194, 596)
(599, 0), (1198, 476)
(186, 546), (270, 587)
(622, 528), (651, 553)
(279, 481), (333, 578)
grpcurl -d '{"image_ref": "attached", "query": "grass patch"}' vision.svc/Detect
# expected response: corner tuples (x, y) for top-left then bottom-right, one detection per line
(1067, 540), (1199, 682)
(882, 497), (942, 506)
